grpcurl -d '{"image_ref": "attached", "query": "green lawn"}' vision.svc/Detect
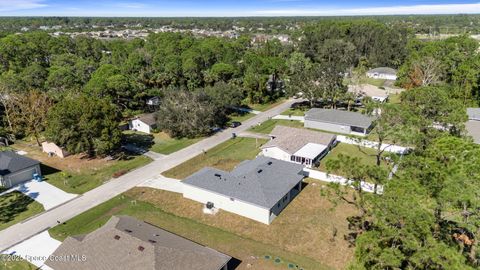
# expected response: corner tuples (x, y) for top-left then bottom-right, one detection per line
(227, 111), (255, 124)
(248, 119), (304, 134)
(318, 143), (390, 172)
(162, 137), (267, 179)
(280, 108), (306, 116)
(123, 131), (201, 155)
(44, 155), (152, 194)
(0, 258), (37, 270)
(248, 98), (286, 112)
(363, 77), (386, 87)
(0, 191), (44, 231)
(49, 193), (331, 270)
(388, 93), (401, 104)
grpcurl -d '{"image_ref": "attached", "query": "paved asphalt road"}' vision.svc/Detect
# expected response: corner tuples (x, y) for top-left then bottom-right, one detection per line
(0, 98), (299, 252)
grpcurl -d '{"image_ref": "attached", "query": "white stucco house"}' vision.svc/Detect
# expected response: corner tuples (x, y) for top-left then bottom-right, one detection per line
(182, 157), (305, 224)
(261, 125), (336, 168)
(366, 67), (398, 81)
(42, 141), (69, 158)
(128, 113), (157, 134)
(0, 151), (42, 188)
(304, 108), (375, 136)
(466, 108), (480, 144)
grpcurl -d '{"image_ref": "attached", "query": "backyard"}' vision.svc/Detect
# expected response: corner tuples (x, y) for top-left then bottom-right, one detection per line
(50, 178), (356, 269)
(248, 119), (304, 134)
(12, 140), (152, 194)
(0, 191), (44, 231)
(162, 137), (267, 179)
(318, 143), (391, 172)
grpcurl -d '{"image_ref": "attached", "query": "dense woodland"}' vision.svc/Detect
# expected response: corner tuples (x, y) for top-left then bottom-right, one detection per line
(1, 17), (480, 269)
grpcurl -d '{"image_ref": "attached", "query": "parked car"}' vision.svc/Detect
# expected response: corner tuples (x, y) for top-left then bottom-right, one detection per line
(230, 121), (241, 128)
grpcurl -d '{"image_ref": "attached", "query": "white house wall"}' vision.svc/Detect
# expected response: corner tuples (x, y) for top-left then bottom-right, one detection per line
(129, 119), (151, 134)
(261, 147), (291, 162)
(182, 184), (271, 224)
(304, 120), (352, 135)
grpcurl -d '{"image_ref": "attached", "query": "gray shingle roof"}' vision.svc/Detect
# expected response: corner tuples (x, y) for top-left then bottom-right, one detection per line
(182, 157), (305, 209)
(137, 113), (157, 126)
(305, 108), (375, 129)
(0, 151), (39, 176)
(467, 108), (480, 121)
(46, 216), (231, 270)
(367, 67), (397, 75)
(261, 125), (336, 155)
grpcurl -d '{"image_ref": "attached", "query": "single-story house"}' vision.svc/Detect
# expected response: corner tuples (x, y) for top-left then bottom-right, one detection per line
(42, 141), (69, 158)
(0, 151), (41, 188)
(304, 108), (375, 136)
(366, 67), (398, 81)
(182, 157), (305, 224)
(466, 108), (480, 144)
(46, 215), (231, 270)
(129, 113), (157, 134)
(261, 125), (336, 168)
(348, 84), (389, 103)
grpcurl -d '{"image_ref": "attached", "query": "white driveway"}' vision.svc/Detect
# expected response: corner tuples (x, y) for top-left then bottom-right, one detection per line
(138, 176), (183, 193)
(2, 230), (60, 269)
(3, 180), (77, 210)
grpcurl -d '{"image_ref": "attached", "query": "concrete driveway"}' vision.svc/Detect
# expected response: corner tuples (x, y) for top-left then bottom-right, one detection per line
(138, 176), (183, 193)
(3, 180), (77, 210)
(2, 230), (61, 269)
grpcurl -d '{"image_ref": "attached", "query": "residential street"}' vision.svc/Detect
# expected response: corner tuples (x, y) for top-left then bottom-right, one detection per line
(0, 99), (298, 252)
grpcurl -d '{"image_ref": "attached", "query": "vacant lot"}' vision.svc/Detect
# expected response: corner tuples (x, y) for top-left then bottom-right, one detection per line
(13, 141), (152, 194)
(0, 191), (44, 231)
(228, 111), (255, 124)
(247, 98), (286, 112)
(318, 143), (391, 172)
(249, 119), (304, 134)
(162, 137), (267, 179)
(49, 189), (336, 270)
(123, 131), (202, 155)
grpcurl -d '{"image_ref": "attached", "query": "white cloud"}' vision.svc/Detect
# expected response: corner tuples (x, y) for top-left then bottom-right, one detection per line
(254, 2), (480, 16)
(0, 0), (47, 12)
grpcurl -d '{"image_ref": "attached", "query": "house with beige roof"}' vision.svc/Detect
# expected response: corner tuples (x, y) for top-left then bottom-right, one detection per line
(261, 125), (337, 168)
(46, 215), (231, 270)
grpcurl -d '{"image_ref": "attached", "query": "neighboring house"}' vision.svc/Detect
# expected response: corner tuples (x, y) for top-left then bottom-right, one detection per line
(348, 84), (389, 103)
(304, 108), (375, 136)
(0, 151), (41, 188)
(42, 141), (69, 158)
(366, 67), (398, 81)
(146, 96), (160, 106)
(129, 113), (157, 134)
(466, 108), (480, 144)
(261, 125), (336, 168)
(182, 157), (305, 224)
(46, 215), (231, 270)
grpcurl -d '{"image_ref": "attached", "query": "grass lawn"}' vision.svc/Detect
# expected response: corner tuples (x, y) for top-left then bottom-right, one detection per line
(280, 108), (306, 116)
(50, 180), (355, 269)
(227, 111), (255, 124)
(123, 131), (202, 155)
(318, 143), (390, 172)
(388, 93), (401, 104)
(248, 98), (286, 112)
(363, 77), (386, 87)
(44, 155), (152, 194)
(248, 119), (304, 134)
(12, 140), (153, 194)
(0, 258), (37, 270)
(0, 191), (44, 231)
(162, 137), (267, 179)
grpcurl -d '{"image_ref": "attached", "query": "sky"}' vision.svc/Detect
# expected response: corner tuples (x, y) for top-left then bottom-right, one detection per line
(1, 0), (480, 17)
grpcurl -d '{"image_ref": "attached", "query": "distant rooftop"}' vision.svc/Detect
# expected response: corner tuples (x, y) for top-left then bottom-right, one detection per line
(182, 157), (304, 209)
(305, 108), (375, 129)
(46, 215), (231, 270)
(136, 113), (157, 126)
(467, 108), (480, 121)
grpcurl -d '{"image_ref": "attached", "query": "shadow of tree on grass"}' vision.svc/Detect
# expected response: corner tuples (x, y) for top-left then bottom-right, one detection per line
(0, 191), (35, 223)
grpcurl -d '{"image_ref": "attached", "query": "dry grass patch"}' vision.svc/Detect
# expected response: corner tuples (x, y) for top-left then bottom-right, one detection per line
(126, 178), (356, 269)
